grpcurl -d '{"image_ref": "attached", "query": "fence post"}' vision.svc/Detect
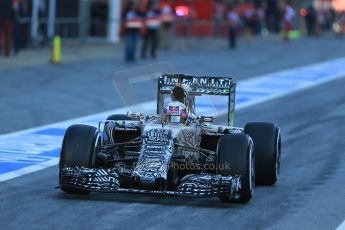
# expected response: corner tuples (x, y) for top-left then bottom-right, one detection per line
(107, 0), (122, 43)
(30, 0), (39, 42)
(47, 0), (56, 39)
(78, 0), (91, 43)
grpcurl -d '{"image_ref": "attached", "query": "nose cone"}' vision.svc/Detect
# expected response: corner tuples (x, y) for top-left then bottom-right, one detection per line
(132, 127), (173, 190)
(132, 176), (166, 190)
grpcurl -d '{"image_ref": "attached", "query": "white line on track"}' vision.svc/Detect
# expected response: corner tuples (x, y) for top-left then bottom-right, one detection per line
(337, 220), (345, 230)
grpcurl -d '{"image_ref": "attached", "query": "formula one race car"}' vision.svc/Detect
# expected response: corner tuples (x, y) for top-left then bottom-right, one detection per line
(59, 74), (281, 203)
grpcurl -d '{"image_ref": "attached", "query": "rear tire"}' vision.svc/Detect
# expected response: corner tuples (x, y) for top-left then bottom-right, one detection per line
(59, 125), (98, 194)
(244, 122), (281, 186)
(217, 134), (255, 203)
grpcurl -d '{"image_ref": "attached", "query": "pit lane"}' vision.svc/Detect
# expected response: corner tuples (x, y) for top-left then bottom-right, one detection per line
(1, 37), (345, 229)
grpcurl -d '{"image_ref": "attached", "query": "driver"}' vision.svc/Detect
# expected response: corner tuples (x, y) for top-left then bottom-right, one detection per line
(163, 84), (188, 125)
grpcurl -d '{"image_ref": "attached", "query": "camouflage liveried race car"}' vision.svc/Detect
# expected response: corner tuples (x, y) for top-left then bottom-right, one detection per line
(59, 74), (281, 203)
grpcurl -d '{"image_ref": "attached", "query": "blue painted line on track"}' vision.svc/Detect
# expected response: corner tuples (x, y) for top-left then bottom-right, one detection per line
(1, 57), (345, 182)
(0, 149), (59, 172)
(33, 128), (66, 136)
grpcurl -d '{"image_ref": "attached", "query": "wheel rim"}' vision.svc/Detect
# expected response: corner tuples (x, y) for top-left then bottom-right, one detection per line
(275, 132), (281, 180)
(94, 132), (100, 153)
(249, 141), (255, 196)
(92, 132), (100, 166)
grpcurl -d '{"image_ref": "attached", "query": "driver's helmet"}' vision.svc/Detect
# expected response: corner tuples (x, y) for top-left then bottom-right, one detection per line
(171, 84), (187, 103)
(163, 85), (188, 125)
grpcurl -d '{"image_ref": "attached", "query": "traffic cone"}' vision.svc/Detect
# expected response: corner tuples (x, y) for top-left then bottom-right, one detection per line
(51, 36), (61, 64)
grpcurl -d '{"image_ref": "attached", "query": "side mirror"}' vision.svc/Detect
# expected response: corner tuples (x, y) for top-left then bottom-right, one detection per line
(199, 116), (215, 123)
(127, 112), (144, 120)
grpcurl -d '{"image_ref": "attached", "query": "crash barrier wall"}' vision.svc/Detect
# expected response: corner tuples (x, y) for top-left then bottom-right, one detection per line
(17, 17), (293, 47)
(17, 17), (107, 47)
(17, 12), (345, 47)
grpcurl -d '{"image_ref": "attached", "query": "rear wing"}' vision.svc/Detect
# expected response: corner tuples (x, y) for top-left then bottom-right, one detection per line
(157, 74), (236, 126)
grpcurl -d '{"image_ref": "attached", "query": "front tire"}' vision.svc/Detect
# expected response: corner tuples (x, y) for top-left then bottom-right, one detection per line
(217, 134), (255, 203)
(244, 122), (281, 186)
(59, 124), (98, 194)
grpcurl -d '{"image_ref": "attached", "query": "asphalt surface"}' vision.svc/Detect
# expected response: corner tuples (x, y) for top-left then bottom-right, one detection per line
(1, 36), (345, 229)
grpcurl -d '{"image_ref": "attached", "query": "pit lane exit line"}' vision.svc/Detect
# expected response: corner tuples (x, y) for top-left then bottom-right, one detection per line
(1, 57), (345, 183)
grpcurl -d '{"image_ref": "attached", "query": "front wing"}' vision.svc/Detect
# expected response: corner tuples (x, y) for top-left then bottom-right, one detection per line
(59, 166), (241, 198)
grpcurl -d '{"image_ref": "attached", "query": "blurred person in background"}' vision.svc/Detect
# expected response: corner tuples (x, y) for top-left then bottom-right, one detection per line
(38, 0), (48, 46)
(282, 0), (295, 42)
(266, 0), (280, 33)
(159, 0), (174, 49)
(241, 0), (256, 43)
(141, 0), (161, 59)
(305, 4), (316, 37)
(337, 11), (345, 36)
(253, 0), (265, 36)
(122, 1), (143, 63)
(226, 2), (240, 49)
(316, 9), (326, 35)
(0, 0), (14, 57)
(214, 0), (226, 37)
(325, 8), (336, 32)
(12, 0), (24, 55)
